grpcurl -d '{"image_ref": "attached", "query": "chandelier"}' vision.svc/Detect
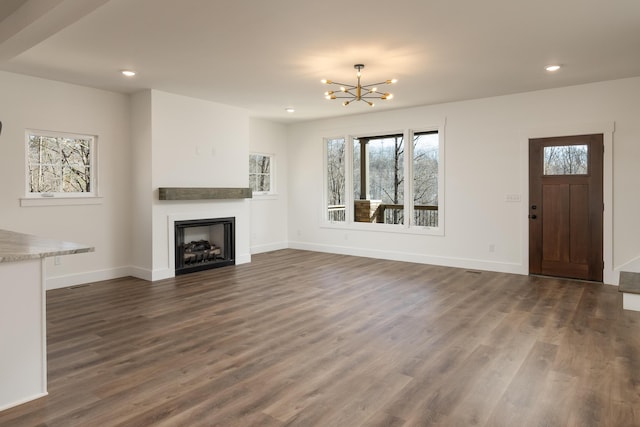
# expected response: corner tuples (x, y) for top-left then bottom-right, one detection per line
(322, 64), (397, 107)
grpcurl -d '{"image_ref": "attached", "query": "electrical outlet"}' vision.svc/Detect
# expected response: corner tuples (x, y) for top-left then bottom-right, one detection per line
(489, 244), (495, 253)
(54, 256), (61, 265)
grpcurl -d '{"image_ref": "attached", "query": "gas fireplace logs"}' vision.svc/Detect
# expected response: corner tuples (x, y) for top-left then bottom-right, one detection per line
(183, 240), (222, 264)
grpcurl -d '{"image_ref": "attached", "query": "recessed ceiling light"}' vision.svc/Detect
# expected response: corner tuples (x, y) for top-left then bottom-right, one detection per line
(121, 70), (136, 77)
(545, 65), (561, 72)
(285, 107), (295, 113)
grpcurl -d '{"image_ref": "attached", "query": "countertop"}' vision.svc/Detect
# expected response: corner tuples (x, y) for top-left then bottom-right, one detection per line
(0, 229), (94, 263)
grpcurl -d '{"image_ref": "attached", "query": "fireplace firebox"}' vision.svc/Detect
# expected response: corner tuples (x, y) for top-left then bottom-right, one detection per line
(174, 217), (235, 275)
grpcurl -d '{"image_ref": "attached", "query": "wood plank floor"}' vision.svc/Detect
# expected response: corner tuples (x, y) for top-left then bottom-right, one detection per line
(1, 249), (639, 426)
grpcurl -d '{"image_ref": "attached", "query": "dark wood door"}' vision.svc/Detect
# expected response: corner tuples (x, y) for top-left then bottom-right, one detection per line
(529, 134), (603, 281)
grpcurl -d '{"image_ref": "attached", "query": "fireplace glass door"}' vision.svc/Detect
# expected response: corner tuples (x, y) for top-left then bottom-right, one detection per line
(174, 217), (235, 275)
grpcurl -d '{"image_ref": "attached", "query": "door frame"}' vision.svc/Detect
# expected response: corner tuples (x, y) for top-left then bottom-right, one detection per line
(521, 121), (614, 284)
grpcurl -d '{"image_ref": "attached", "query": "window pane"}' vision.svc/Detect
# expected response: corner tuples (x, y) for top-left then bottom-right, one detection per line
(413, 131), (439, 227)
(249, 154), (272, 193)
(354, 134), (404, 224)
(544, 145), (588, 175)
(249, 154), (270, 174)
(256, 174), (270, 192)
(327, 138), (346, 222)
(27, 132), (93, 195)
(353, 140), (361, 201)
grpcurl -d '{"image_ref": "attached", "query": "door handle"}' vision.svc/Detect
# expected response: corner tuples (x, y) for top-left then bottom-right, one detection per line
(529, 214), (537, 219)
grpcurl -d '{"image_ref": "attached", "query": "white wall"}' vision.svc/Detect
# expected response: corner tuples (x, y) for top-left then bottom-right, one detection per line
(130, 90), (153, 277)
(0, 71), (132, 289)
(2, 71), (637, 288)
(0, 79), (257, 285)
(147, 90), (252, 280)
(287, 77), (640, 284)
(249, 118), (288, 253)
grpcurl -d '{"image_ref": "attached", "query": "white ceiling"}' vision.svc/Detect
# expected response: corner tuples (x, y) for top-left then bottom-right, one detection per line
(1, 0), (639, 123)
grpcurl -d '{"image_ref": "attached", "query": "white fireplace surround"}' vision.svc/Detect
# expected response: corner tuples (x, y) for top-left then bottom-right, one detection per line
(163, 209), (250, 280)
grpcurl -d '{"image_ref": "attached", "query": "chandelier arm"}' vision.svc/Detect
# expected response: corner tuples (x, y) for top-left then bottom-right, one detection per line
(361, 81), (392, 88)
(326, 81), (356, 89)
(362, 89), (378, 98)
(362, 87), (385, 96)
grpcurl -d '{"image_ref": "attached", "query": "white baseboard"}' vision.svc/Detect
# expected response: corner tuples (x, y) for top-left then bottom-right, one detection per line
(288, 241), (526, 275)
(623, 293), (640, 311)
(616, 255), (640, 273)
(151, 268), (174, 281)
(0, 392), (47, 412)
(251, 241), (288, 254)
(44, 241), (537, 289)
(236, 253), (252, 265)
(128, 266), (153, 281)
(46, 254), (255, 287)
(46, 266), (133, 290)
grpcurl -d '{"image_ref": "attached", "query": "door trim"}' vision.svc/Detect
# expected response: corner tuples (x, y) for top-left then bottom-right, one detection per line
(522, 121), (614, 284)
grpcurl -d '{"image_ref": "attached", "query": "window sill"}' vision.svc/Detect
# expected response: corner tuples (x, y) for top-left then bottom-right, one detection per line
(320, 221), (444, 236)
(251, 193), (279, 200)
(20, 197), (104, 207)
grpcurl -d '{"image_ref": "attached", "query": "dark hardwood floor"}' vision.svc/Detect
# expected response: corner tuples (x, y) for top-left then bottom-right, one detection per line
(1, 249), (639, 426)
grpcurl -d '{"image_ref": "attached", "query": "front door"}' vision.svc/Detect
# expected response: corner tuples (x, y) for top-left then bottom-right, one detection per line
(529, 134), (603, 281)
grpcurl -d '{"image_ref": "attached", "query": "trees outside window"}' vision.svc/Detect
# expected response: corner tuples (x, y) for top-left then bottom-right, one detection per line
(249, 153), (274, 194)
(326, 138), (346, 222)
(26, 131), (96, 196)
(325, 128), (442, 230)
(412, 131), (439, 227)
(543, 145), (588, 175)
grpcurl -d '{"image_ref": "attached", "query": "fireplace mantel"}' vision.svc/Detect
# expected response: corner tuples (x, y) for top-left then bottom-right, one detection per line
(158, 187), (252, 200)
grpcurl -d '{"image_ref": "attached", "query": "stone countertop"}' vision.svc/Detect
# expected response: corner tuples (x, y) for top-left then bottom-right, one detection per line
(0, 229), (94, 263)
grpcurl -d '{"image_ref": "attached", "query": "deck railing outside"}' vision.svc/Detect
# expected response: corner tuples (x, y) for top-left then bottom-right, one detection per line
(327, 203), (438, 227)
(327, 205), (346, 222)
(378, 204), (438, 227)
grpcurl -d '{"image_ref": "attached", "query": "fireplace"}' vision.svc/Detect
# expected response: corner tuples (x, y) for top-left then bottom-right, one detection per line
(174, 217), (235, 275)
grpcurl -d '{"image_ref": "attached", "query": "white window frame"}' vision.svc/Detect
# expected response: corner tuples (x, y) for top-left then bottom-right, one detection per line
(21, 129), (100, 207)
(323, 136), (350, 223)
(249, 152), (276, 197)
(322, 123), (445, 236)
